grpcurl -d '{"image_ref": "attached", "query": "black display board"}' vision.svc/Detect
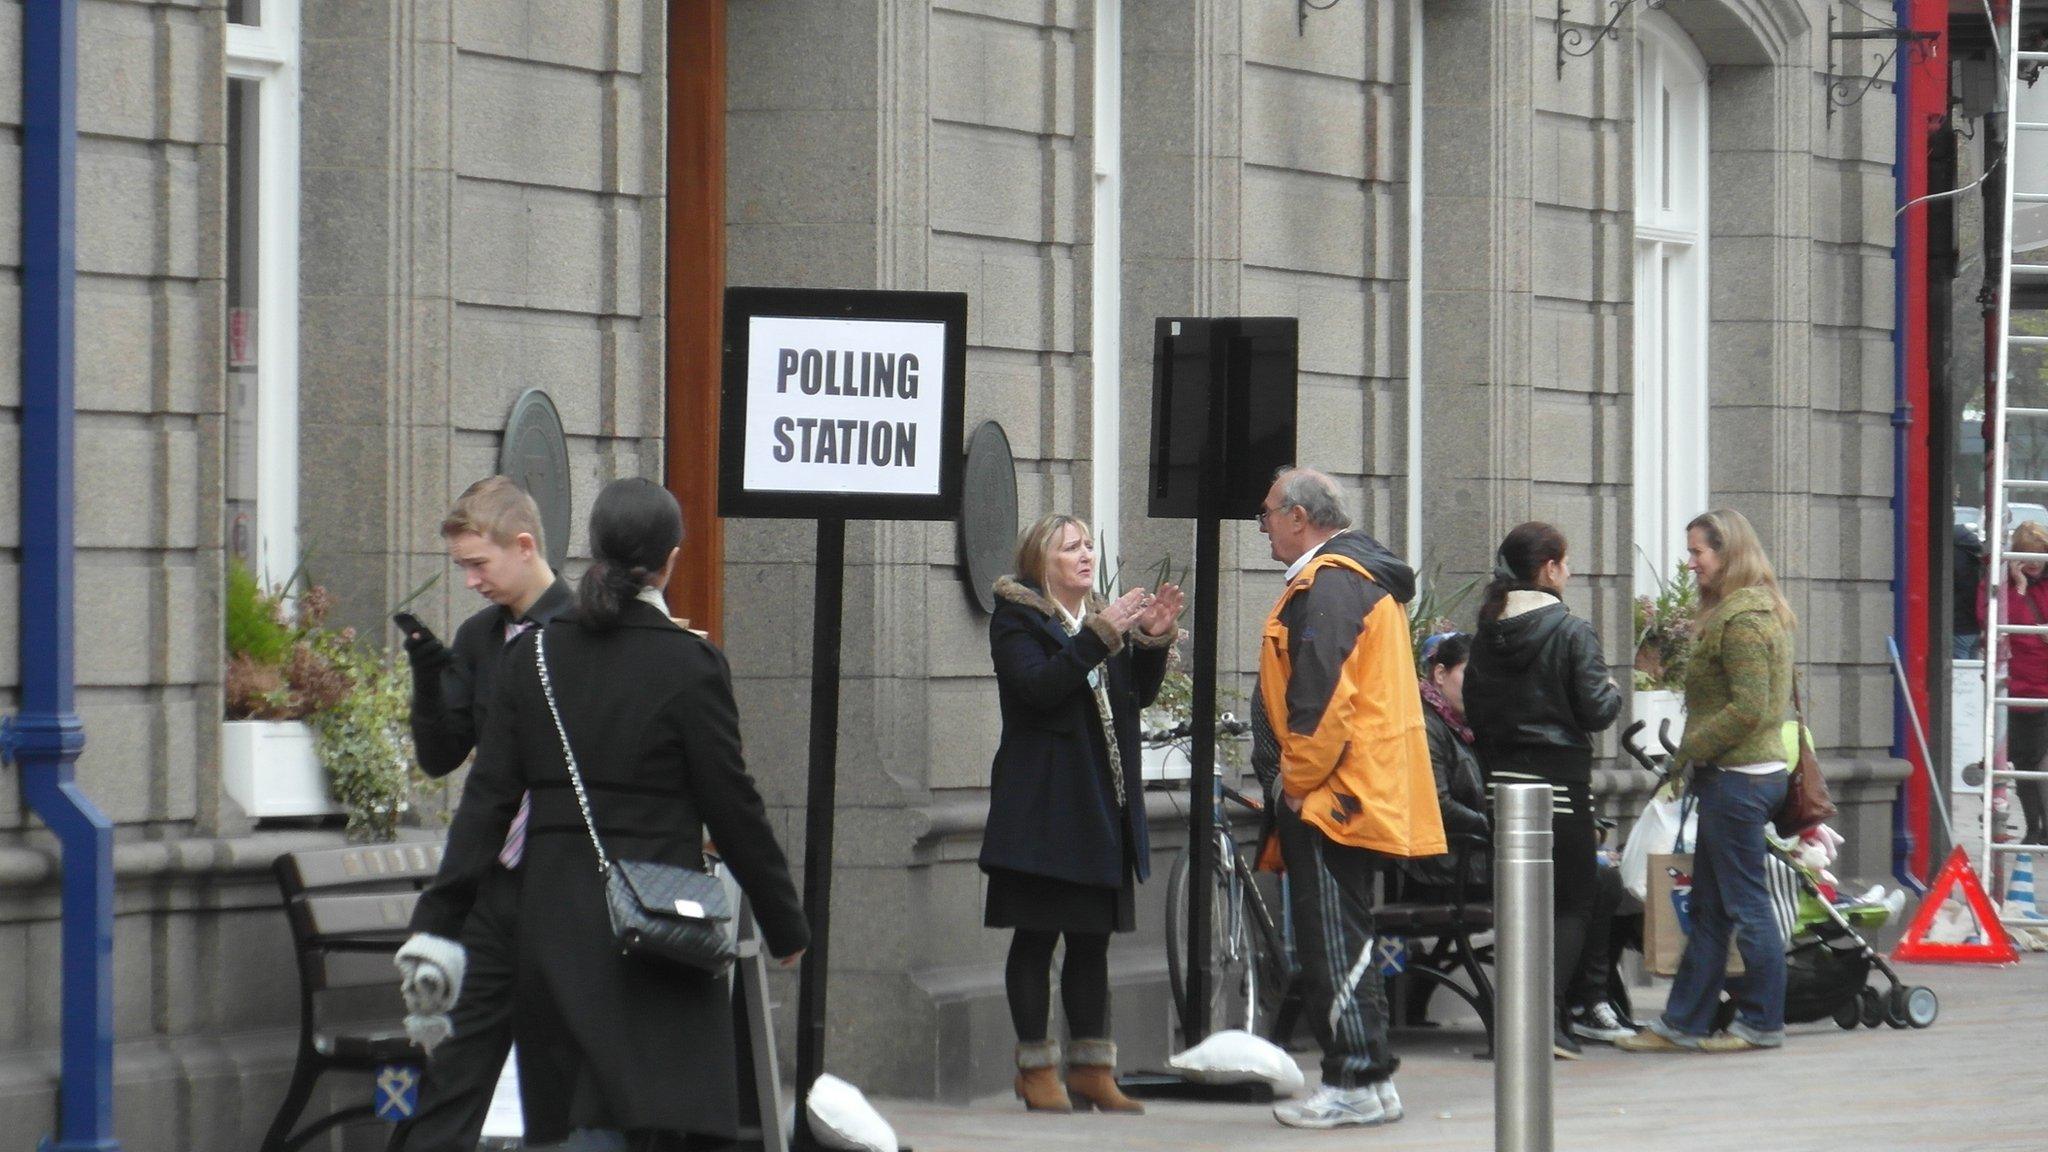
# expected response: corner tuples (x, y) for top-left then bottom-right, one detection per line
(1145, 316), (1296, 1051)
(1148, 317), (1299, 522)
(720, 286), (968, 522)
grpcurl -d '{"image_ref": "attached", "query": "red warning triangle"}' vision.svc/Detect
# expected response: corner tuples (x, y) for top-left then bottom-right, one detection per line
(1893, 847), (2021, 965)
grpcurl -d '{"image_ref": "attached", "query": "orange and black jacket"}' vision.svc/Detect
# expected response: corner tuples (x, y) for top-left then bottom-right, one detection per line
(1257, 531), (1445, 858)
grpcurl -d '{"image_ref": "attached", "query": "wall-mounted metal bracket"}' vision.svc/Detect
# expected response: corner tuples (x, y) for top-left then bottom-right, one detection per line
(1556, 0), (1665, 79)
(1826, 7), (1941, 128)
(1299, 0), (1343, 37)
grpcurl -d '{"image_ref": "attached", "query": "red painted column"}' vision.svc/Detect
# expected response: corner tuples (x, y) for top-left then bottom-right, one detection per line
(1898, 0), (1948, 878)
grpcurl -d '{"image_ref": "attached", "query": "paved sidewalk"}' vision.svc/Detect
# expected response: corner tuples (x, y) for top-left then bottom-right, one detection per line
(878, 960), (2041, 1151)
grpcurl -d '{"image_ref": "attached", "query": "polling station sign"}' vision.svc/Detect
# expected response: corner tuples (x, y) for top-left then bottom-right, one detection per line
(720, 288), (967, 521)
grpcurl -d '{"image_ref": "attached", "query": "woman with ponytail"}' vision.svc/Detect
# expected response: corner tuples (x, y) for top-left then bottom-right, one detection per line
(408, 478), (809, 1150)
(1464, 521), (1624, 1057)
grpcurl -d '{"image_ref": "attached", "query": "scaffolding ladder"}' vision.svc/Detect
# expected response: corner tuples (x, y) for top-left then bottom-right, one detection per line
(1985, 0), (2048, 932)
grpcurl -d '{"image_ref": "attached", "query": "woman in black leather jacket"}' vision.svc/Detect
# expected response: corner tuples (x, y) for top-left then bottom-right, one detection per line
(1464, 521), (1623, 1057)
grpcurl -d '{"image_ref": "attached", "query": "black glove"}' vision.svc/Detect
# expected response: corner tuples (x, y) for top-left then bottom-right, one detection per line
(402, 624), (451, 671)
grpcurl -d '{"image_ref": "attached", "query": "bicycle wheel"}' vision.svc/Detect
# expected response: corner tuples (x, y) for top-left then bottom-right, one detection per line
(1232, 855), (1290, 1039)
(1166, 843), (1275, 1038)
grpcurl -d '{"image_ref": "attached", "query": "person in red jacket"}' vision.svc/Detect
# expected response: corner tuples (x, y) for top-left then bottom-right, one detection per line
(1986, 520), (2048, 845)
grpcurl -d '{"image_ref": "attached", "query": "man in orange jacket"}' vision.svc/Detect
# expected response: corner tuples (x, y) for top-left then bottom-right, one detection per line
(1252, 468), (1444, 1130)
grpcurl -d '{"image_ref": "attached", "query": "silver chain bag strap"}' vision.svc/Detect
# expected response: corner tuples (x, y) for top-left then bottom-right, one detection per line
(534, 630), (738, 977)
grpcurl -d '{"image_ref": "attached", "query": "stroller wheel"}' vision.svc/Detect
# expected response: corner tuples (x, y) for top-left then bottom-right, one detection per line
(1902, 985), (1939, 1029)
(1882, 987), (1912, 1029)
(1832, 996), (1862, 1030)
(1858, 986), (1884, 1028)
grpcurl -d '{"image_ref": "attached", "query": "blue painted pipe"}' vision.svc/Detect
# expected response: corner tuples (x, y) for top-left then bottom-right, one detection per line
(10, 0), (123, 1148)
(1888, 0), (1920, 895)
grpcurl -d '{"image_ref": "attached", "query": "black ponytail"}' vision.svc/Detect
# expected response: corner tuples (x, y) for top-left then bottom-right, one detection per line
(1477, 521), (1568, 625)
(577, 478), (684, 631)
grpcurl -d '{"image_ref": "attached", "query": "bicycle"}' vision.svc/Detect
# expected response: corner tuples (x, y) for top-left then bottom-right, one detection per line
(1150, 717), (1295, 1043)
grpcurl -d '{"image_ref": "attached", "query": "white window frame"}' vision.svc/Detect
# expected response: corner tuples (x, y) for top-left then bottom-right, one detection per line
(1633, 10), (1709, 594)
(227, 3), (301, 587)
(1092, 0), (1123, 559)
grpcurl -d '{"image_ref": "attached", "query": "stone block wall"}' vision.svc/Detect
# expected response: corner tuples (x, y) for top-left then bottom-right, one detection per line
(0, 1), (668, 1146)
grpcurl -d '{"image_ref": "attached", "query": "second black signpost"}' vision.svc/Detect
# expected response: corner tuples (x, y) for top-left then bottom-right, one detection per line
(719, 286), (968, 1152)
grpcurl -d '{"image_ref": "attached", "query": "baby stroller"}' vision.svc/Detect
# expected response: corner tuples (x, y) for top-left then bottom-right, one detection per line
(1620, 720), (1939, 1032)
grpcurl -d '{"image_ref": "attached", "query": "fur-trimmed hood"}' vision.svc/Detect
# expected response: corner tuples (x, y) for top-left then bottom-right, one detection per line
(991, 575), (1174, 657)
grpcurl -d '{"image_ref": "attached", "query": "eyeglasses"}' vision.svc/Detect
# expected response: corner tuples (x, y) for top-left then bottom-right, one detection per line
(1254, 502), (1295, 528)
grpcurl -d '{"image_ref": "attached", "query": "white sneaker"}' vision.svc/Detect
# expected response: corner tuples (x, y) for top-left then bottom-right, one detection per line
(1570, 1002), (1639, 1044)
(1273, 1083), (1388, 1129)
(1374, 1080), (1403, 1123)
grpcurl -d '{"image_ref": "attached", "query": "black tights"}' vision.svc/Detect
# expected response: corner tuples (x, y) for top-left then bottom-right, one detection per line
(1006, 929), (1112, 1042)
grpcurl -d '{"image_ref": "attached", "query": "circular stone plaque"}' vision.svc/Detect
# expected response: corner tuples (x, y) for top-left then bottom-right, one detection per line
(959, 421), (1020, 614)
(498, 389), (572, 569)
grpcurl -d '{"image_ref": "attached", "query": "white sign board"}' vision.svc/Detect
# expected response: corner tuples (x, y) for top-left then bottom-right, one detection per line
(740, 315), (947, 497)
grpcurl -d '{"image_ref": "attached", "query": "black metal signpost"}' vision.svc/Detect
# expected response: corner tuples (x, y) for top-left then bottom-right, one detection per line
(1146, 317), (1298, 1052)
(720, 286), (967, 1151)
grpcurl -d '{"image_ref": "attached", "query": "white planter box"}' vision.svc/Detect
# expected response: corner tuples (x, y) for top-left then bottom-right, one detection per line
(1633, 688), (1686, 753)
(221, 719), (343, 818)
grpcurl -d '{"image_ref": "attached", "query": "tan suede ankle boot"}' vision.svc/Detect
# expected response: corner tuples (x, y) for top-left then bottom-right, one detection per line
(1065, 1039), (1144, 1114)
(1014, 1041), (1072, 1112)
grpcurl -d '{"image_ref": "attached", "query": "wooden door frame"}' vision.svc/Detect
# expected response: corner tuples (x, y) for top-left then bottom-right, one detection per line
(665, 0), (725, 640)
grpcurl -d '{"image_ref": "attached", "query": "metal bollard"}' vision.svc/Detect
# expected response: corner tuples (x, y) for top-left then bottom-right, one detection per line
(1495, 783), (1554, 1152)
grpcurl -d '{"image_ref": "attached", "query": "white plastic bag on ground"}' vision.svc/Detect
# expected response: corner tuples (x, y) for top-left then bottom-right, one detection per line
(1621, 795), (1695, 903)
(1167, 1029), (1306, 1096)
(806, 1073), (897, 1152)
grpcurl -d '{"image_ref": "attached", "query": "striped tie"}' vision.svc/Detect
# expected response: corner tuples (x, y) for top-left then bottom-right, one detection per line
(497, 794), (531, 868)
(496, 618), (537, 868)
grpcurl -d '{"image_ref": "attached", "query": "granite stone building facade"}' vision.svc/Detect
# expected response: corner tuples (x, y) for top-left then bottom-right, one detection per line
(0, 0), (1914, 1146)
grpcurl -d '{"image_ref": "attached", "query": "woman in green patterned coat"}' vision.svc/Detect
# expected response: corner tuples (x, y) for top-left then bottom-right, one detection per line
(1620, 508), (1796, 1055)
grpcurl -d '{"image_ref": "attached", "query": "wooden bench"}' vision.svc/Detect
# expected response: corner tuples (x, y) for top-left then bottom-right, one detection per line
(264, 842), (442, 1152)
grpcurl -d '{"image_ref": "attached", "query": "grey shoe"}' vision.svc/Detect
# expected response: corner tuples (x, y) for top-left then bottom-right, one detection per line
(1373, 1080), (1403, 1123)
(1617, 1017), (1704, 1053)
(1273, 1083), (1388, 1129)
(1700, 1018), (1785, 1052)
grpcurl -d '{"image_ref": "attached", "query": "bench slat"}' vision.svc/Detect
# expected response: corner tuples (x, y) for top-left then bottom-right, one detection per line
(282, 843), (443, 893)
(292, 890), (422, 938)
(312, 948), (408, 992)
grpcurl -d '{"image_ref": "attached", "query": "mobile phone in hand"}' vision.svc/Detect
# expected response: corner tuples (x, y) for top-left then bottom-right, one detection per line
(393, 611), (425, 638)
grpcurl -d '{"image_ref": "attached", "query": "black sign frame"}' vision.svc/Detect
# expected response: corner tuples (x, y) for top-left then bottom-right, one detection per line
(719, 286), (969, 522)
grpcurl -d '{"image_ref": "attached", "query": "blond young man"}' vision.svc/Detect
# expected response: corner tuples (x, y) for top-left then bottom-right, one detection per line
(391, 476), (571, 1152)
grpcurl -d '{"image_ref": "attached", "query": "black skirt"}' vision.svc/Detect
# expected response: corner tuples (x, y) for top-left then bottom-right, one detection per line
(985, 866), (1137, 934)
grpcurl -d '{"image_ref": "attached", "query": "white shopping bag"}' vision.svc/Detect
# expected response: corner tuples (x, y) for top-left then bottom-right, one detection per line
(1621, 794), (1696, 904)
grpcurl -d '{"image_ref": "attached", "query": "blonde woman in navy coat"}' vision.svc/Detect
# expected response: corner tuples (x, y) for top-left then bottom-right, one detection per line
(981, 513), (1182, 1114)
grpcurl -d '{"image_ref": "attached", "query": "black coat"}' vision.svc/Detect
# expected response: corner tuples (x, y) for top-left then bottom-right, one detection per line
(409, 578), (574, 777)
(1465, 592), (1623, 782)
(411, 598), (808, 1140)
(979, 577), (1171, 889)
(1404, 707), (1491, 889)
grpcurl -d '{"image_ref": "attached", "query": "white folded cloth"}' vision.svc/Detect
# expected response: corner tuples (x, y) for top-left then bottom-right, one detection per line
(395, 932), (468, 1053)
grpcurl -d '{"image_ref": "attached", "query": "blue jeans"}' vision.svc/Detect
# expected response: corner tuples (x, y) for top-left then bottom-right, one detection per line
(1954, 632), (1982, 660)
(1661, 767), (1790, 1037)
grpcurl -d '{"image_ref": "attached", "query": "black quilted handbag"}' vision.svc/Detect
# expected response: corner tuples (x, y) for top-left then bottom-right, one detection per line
(535, 632), (739, 978)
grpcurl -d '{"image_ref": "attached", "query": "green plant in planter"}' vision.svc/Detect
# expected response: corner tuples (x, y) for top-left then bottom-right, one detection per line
(1406, 560), (1481, 671)
(307, 632), (429, 841)
(223, 557), (444, 840)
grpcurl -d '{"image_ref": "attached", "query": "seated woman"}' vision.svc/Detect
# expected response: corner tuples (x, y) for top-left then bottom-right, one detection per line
(1409, 629), (1636, 1046)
